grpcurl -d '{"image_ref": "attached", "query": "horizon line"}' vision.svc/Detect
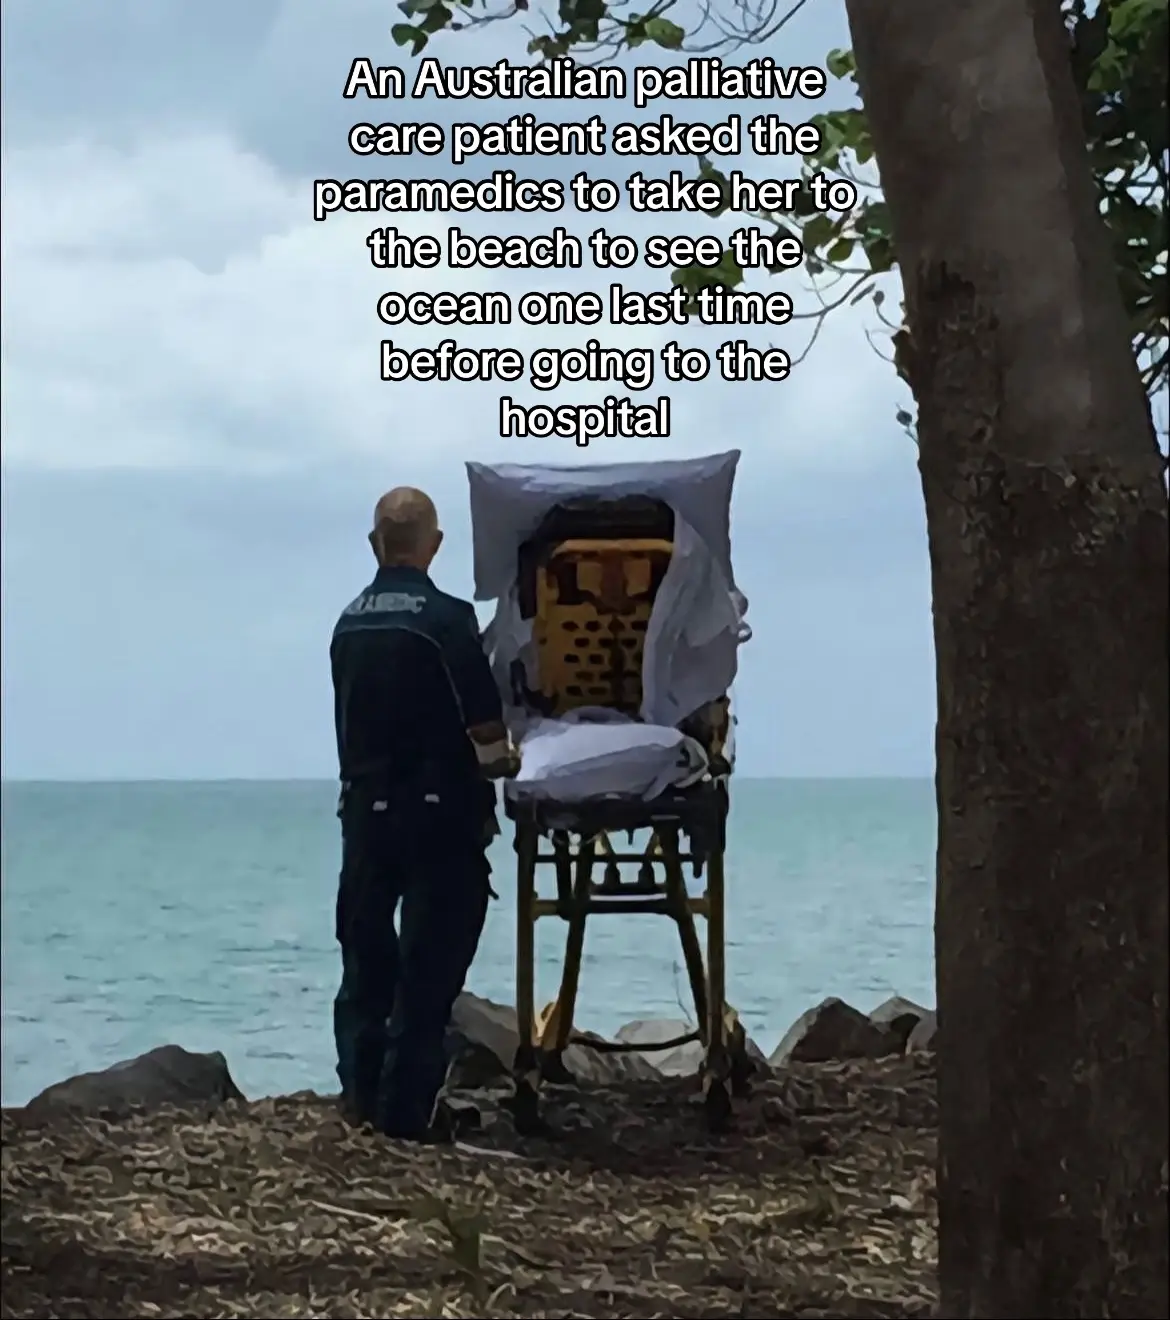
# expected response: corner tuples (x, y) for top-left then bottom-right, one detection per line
(1, 773), (934, 786)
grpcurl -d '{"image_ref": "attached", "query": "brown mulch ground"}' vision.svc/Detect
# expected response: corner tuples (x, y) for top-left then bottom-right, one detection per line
(1, 1057), (938, 1319)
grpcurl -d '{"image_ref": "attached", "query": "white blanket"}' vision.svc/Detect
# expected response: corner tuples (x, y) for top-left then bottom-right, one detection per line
(505, 710), (709, 804)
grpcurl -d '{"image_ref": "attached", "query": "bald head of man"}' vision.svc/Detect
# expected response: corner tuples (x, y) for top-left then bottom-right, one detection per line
(369, 487), (443, 570)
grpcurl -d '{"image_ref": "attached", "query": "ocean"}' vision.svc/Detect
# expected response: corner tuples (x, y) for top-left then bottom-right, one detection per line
(0, 778), (936, 1108)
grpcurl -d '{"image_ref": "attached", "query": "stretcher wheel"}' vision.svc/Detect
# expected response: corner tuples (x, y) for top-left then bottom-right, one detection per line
(510, 1079), (543, 1137)
(729, 1024), (755, 1099)
(731, 1051), (754, 1099)
(541, 1051), (575, 1084)
(703, 1078), (732, 1134)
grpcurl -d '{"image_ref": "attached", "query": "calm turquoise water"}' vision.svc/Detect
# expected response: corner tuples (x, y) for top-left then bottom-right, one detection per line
(0, 779), (936, 1107)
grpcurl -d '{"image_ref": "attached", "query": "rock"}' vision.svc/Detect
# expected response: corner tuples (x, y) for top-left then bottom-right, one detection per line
(445, 992), (661, 1088)
(906, 1010), (938, 1053)
(615, 1017), (701, 1077)
(564, 1027), (663, 1084)
(445, 994), (521, 1088)
(869, 996), (933, 1051)
(22, 1045), (245, 1121)
(615, 1016), (769, 1078)
(768, 997), (901, 1067)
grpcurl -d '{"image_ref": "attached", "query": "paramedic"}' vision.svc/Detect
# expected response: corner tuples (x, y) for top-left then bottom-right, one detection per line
(330, 486), (507, 1140)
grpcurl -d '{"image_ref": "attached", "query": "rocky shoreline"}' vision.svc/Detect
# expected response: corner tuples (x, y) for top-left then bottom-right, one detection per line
(2, 994), (939, 1319)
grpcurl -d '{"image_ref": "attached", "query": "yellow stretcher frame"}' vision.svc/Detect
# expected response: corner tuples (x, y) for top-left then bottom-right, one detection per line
(501, 506), (754, 1133)
(503, 761), (754, 1136)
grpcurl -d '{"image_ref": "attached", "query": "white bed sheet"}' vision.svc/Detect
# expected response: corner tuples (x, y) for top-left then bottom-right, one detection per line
(504, 711), (708, 804)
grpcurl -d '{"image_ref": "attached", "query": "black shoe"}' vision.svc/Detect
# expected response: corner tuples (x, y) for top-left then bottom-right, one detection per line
(339, 1095), (376, 1129)
(378, 1097), (483, 1145)
(501, 1090), (558, 1138)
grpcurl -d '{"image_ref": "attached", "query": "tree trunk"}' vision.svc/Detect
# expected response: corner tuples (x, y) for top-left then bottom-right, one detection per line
(842, 1), (1169, 1316)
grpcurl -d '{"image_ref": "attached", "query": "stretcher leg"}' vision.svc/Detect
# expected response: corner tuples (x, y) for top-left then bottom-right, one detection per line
(507, 787), (745, 1139)
(661, 829), (709, 1031)
(551, 831), (573, 908)
(702, 844), (732, 1132)
(540, 837), (594, 1081)
(512, 821), (542, 1134)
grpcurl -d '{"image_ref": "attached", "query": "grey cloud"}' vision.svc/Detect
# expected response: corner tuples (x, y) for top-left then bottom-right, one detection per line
(1, 124), (908, 474)
(0, 0), (932, 782)
(2, 0), (854, 179)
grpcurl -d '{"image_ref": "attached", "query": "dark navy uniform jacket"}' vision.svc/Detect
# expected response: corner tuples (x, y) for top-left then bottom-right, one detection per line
(331, 565), (503, 821)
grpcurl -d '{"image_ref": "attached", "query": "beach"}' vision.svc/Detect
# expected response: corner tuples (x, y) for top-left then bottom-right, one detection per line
(2, 1054), (938, 1319)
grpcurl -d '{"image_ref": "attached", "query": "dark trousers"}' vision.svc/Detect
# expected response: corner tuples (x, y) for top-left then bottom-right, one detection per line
(333, 786), (490, 1138)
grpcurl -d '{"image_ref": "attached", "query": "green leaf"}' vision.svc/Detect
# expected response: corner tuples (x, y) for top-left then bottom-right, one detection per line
(420, 3), (452, 33)
(789, 185), (818, 218)
(801, 213), (838, 253)
(810, 108), (868, 151)
(711, 248), (744, 288)
(438, 0), (1166, 405)
(858, 199), (891, 235)
(569, 18), (601, 41)
(527, 33), (569, 57)
(1110, 0), (1163, 40)
(390, 22), (428, 52)
(825, 47), (856, 79)
(644, 16), (685, 48)
(862, 233), (895, 273)
(827, 237), (855, 264)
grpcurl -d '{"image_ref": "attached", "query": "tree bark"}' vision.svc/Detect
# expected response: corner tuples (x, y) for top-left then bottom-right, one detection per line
(842, 1), (1169, 1316)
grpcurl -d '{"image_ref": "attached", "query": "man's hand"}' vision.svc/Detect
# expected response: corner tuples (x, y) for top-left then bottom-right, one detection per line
(468, 721), (521, 780)
(468, 720), (508, 745)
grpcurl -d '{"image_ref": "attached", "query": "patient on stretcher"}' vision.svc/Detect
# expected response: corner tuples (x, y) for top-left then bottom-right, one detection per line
(469, 455), (750, 804)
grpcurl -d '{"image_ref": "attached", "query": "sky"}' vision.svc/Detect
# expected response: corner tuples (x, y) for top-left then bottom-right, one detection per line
(0, 0), (933, 781)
